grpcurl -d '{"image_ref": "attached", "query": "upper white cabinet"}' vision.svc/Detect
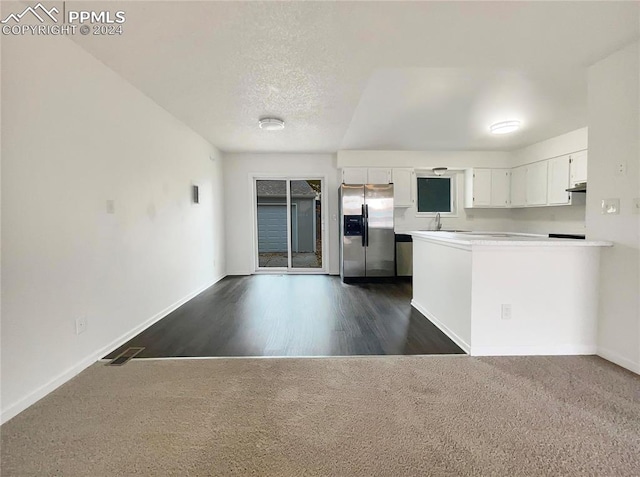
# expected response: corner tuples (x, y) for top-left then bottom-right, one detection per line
(547, 155), (571, 205)
(525, 161), (548, 206)
(511, 154), (582, 208)
(491, 169), (511, 207)
(569, 150), (588, 186)
(465, 169), (491, 207)
(464, 168), (510, 208)
(342, 168), (367, 184)
(392, 168), (414, 207)
(342, 168), (391, 184)
(367, 168), (392, 184)
(510, 166), (527, 207)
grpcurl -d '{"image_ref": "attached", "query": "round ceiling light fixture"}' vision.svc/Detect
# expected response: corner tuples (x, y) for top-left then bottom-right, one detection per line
(432, 167), (448, 176)
(258, 117), (285, 131)
(490, 120), (521, 135)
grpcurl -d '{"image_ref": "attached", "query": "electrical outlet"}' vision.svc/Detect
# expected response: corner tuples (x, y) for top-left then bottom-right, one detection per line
(601, 199), (620, 215)
(615, 162), (627, 176)
(75, 317), (87, 335)
(501, 304), (512, 320)
(633, 198), (640, 215)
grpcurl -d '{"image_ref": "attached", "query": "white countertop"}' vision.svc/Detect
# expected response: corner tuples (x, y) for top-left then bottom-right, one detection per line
(410, 231), (612, 247)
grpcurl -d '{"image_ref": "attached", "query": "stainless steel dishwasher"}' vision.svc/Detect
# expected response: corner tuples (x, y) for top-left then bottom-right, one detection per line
(395, 234), (413, 277)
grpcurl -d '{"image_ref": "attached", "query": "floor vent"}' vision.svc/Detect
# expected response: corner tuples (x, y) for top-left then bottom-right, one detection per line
(107, 347), (145, 366)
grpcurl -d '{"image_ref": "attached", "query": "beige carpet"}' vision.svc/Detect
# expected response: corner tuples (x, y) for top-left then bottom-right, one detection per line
(2, 356), (640, 476)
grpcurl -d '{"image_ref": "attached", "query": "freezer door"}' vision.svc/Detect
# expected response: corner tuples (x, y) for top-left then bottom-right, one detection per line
(364, 184), (395, 276)
(340, 185), (366, 278)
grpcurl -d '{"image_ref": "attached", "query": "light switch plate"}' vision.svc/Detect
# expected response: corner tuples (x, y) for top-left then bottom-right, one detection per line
(106, 200), (115, 214)
(501, 304), (512, 320)
(601, 199), (620, 215)
(75, 317), (87, 335)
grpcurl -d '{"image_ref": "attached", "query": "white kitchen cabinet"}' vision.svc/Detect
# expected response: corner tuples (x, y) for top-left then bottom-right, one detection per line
(547, 155), (571, 205)
(465, 168), (510, 208)
(341, 168), (392, 184)
(465, 168), (491, 207)
(525, 161), (548, 206)
(342, 168), (367, 184)
(392, 168), (414, 207)
(569, 150), (588, 186)
(510, 166), (527, 207)
(367, 168), (392, 184)
(491, 169), (511, 207)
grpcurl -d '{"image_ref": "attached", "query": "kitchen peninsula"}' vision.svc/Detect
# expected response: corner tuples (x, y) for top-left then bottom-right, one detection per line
(410, 231), (611, 356)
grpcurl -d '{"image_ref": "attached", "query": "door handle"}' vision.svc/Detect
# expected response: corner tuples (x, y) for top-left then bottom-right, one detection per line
(364, 204), (369, 247)
(361, 204), (366, 247)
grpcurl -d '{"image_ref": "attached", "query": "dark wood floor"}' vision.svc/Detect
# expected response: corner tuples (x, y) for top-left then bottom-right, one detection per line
(105, 275), (464, 359)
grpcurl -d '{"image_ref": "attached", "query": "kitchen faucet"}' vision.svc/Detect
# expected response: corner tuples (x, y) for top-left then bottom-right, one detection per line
(435, 212), (442, 231)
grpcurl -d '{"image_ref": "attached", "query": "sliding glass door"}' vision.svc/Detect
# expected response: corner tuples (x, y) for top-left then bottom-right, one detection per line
(255, 178), (324, 272)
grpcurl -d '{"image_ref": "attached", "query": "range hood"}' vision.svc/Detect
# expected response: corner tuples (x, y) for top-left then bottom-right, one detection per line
(566, 182), (587, 193)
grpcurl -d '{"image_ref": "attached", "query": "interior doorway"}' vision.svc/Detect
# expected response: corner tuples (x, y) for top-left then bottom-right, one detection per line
(254, 177), (325, 272)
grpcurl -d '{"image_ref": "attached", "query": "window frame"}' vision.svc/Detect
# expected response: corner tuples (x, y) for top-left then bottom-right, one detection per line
(414, 170), (459, 218)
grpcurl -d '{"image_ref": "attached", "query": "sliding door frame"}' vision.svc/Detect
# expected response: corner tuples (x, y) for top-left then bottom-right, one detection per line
(251, 173), (328, 274)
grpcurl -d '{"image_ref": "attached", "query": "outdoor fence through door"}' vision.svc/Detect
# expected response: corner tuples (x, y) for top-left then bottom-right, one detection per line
(255, 178), (323, 271)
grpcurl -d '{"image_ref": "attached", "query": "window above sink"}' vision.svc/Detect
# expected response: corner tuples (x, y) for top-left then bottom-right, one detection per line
(415, 170), (460, 218)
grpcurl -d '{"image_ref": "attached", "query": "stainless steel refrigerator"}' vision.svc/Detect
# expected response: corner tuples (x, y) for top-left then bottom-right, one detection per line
(339, 184), (395, 281)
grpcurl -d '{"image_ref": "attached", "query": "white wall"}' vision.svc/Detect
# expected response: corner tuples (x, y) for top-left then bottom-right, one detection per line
(1, 34), (226, 422)
(411, 238), (472, 353)
(509, 127), (588, 235)
(471, 246), (600, 356)
(511, 127), (588, 167)
(337, 151), (513, 233)
(586, 41), (640, 374)
(223, 153), (340, 275)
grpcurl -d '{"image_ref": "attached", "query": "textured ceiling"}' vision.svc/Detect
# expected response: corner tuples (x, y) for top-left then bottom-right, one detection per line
(71, 1), (640, 153)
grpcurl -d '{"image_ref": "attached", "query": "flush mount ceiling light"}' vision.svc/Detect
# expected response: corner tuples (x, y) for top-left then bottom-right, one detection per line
(490, 120), (521, 135)
(432, 167), (448, 176)
(258, 117), (285, 131)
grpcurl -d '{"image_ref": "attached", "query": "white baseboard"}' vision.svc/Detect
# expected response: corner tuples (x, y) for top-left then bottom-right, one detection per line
(597, 347), (640, 375)
(411, 300), (471, 354)
(471, 344), (597, 357)
(226, 269), (251, 276)
(0, 275), (226, 425)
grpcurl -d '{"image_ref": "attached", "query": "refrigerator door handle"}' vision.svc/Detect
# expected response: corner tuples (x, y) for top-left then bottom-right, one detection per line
(361, 204), (366, 247)
(364, 204), (369, 247)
